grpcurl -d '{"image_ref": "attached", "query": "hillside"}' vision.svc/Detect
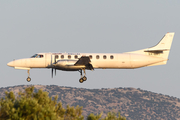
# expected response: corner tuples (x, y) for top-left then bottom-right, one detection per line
(0, 85), (180, 120)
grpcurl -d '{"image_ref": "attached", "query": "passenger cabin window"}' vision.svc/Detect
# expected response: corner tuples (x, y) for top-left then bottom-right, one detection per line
(96, 55), (100, 59)
(74, 55), (78, 59)
(55, 55), (59, 59)
(103, 55), (107, 59)
(68, 55), (71, 59)
(61, 55), (64, 59)
(37, 55), (44, 58)
(110, 55), (114, 59)
(89, 55), (92, 59)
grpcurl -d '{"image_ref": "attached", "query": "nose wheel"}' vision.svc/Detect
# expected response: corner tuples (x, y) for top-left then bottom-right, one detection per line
(79, 69), (87, 83)
(26, 70), (31, 82)
(27, 77), (31, 82)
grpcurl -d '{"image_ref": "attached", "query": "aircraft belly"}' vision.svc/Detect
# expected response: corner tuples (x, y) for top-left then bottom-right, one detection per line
(130, 54), (166, 68)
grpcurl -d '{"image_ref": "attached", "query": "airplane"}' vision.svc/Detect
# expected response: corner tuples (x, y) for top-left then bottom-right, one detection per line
(7, 32), (175, 83)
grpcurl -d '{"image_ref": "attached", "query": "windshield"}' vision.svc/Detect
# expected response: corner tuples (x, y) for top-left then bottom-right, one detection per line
(31, 54), (38, 58)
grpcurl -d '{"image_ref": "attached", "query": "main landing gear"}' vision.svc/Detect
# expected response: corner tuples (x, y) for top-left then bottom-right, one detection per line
(26, 70), (31, 82)
(79, 69), (87, 83)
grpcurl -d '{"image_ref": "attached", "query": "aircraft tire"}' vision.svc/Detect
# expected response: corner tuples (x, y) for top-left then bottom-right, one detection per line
(79, 78), (84, 83)
(27, 77), (31, 82)
(82, 76), (87, 81)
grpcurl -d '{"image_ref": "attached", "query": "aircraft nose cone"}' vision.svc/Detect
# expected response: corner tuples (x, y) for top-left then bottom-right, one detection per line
(7, 61), (14, 67)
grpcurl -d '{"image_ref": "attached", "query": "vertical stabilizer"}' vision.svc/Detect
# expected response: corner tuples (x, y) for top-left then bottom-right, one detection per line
(128, 32), (175, 66)
(144, 32), (174, 59)
(146, 32), (174, 52)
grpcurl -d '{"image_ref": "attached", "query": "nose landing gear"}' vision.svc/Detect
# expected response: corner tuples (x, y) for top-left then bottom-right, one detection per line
(26, 70), (31, 82)
(27, 77), (31, 82)
(79, 69), (87, 83)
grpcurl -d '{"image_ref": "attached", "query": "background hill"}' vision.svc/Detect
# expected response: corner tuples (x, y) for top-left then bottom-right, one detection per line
(0, 85), (180, 120)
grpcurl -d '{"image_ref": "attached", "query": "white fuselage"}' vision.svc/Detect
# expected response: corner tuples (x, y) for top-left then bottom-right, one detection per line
(7, 52), (166, 71)
(6, 32), (174, 83)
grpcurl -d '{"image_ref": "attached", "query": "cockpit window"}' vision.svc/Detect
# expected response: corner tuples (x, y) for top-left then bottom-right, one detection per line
(37, 55), (44, 58)
(31, 54), (44, 58)
(31, 54), (38, 58)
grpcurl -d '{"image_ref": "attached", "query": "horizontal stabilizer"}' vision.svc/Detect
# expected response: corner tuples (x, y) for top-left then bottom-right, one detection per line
(144, 49), (169, 52)
(144, 49), (169, 54)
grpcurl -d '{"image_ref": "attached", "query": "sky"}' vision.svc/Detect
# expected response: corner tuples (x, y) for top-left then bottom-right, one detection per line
(1, 1), (180, 98)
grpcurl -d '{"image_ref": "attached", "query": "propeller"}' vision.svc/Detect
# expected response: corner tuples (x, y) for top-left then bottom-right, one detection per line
(51, 55), (58, 78)
(54, 55), (57, 76)
(52, 68), (53, 78)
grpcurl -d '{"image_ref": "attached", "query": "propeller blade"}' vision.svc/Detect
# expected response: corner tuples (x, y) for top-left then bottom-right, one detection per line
(52, 55), (58, 78)
(52, 68), (53, 78)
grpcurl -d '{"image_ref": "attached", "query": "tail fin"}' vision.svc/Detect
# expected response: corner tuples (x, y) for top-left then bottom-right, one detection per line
(144, 32), (175, 59)
(128, 32), (175, 66)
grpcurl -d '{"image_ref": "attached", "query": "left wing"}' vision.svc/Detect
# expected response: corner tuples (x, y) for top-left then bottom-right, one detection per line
(74, 56), (94, 70)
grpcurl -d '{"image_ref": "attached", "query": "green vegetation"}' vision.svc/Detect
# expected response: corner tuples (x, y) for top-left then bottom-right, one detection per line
(87, 112), (126, 120)
(0, 86), (125, 120)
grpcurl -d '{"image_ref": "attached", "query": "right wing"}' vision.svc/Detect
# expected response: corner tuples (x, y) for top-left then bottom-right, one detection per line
(74, 56), (94, 70)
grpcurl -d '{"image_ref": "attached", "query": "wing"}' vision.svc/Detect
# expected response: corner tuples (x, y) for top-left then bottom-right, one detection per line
(74, 56), (94, 70)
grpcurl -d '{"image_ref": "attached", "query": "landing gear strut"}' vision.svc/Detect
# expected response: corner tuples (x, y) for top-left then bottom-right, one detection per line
(79, 69), (87, 83)
(26, 70), (31, 82)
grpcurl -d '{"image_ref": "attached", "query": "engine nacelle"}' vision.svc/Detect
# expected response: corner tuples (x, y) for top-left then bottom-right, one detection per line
(55, 60), (84, 71)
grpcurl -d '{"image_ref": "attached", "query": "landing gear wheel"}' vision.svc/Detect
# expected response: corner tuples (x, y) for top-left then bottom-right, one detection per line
(82, 76), (87, 81)
(78, 69), (87, 83)
(79, 78), (84, 83)
(26, 77), (31, 82)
